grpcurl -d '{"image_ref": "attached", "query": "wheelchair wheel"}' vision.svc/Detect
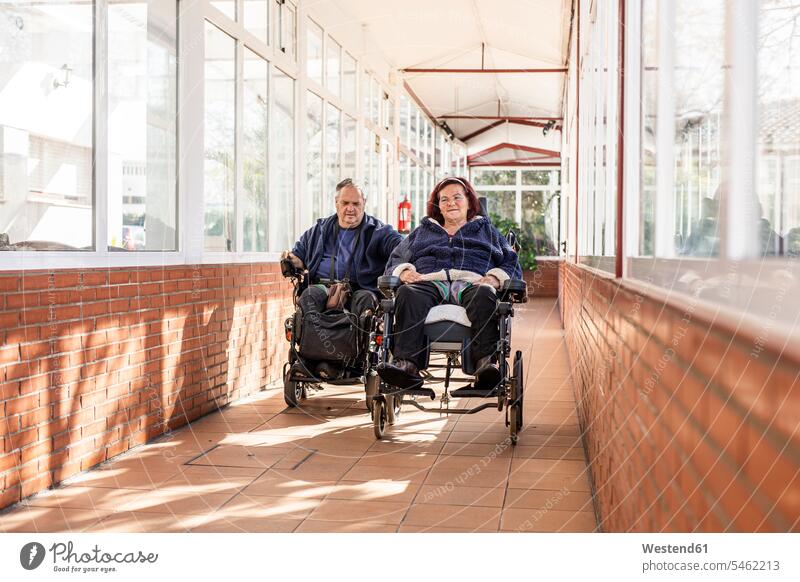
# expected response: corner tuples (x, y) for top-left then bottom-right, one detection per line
(365, 372), (379, 412)
(372, 398), (387, 439)
(510, 350), (524, 444)
(283, 370), (305, 408)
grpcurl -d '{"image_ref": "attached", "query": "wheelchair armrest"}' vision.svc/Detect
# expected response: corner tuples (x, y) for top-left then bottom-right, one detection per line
(499, 279), (528, 303)
(378, 275), (402, 297)
(280, 258), (302, 279)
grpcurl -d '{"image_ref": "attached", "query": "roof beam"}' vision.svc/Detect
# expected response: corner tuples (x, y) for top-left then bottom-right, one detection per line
(440, 115), (563, 121)
(460, 120), (506, 141)
(469, 159), (560, 167)
(403, 68), (568, 74)
(468, 142), (561, 161)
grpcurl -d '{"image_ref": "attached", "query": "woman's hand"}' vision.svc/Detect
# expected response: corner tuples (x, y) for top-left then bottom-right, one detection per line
(400, 269), (422, 284)
(476, 274), (501, 289)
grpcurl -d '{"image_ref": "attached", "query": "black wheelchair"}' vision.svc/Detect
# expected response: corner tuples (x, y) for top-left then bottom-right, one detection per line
(280, 258), (383, 408)
(369, 274), (528, 444)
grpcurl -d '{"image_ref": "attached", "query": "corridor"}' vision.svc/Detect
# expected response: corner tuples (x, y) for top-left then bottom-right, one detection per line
(0, 299), (596, 533)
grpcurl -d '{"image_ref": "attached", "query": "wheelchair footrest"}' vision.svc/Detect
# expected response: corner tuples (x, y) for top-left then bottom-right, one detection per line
(380, 385), (436, 400)
(450, 385), (500, 398)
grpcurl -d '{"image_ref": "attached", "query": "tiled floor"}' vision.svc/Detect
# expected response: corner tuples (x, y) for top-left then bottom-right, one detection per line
(0, 298), (597, 533)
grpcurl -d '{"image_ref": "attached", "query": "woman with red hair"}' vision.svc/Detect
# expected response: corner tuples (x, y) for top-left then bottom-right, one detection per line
(378, 176), (521, 391)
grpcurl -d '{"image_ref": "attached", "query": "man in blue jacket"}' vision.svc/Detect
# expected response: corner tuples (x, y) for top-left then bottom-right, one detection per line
(281, 179), (402, 375)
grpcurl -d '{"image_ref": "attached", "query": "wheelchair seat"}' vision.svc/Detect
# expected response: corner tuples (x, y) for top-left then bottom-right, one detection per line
(424, 305), (472, 351)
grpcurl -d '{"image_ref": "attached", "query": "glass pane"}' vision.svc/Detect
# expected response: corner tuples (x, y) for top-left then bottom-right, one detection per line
(343, 114), (356, 181)
(370, 77), (380, 126)
(275, 0), (297, 59)
(639, 0), (657, 256)
(0, 0), (93, 250)
(481, 191), (516, 224)
(326, 37), (340, 97)
(211, 1), (236, 20)
(307, 91), (323, 220)
(757, 0), (800, 258)
(244, 0), (268, 44)
(409, 108), (418, 156)
(204, 22), (236, 252)
(242, 49), (268, 252)
(673, 0), (723, 258)
(270, 67), (295, 251)
(325, 103), (340, 215)
(522, 190), (560, 256)
(521, 170), (550, 186)
(472, 169), (516, 186)
(108, 1), (177, 252)
(306, 19), (323, 85)
(400, 95), (409, 149)
(342, 52), (356, 107)
(361, 70), (371, 119)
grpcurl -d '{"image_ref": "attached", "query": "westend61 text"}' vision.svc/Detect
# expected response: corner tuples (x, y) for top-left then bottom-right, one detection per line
(642, 543), (708, 554)
(50, 542), (159, 564)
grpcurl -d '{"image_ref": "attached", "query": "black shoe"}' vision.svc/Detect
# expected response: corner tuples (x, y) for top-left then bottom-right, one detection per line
(474, 356), (501, 390)
(377, 359), (422, 392)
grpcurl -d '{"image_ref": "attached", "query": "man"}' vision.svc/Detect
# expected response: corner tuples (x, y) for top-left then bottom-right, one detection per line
(281, 178), (403, 376)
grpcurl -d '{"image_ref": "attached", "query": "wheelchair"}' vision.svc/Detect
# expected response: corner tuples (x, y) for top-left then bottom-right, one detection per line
(280, 258), (383, 408)
(369, 274), (528, 444)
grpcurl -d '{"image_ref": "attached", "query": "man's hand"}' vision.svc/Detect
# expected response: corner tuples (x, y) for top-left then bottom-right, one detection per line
(476, 274), (501, 289)
(400, 269), (422, 284)
(280, 250), (304, 269)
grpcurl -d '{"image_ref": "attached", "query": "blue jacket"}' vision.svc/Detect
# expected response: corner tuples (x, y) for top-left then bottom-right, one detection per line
(292, 214), (403, 293)
(385, 216), (522, 280)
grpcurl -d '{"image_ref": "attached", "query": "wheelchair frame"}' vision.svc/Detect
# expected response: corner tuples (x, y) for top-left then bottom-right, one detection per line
(280, 258), (383, 408)
(370, 275), (528, 445)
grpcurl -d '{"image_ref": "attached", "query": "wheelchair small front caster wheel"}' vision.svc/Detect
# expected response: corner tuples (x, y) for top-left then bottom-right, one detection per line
(284, 370), (305, 408)
(372, 398), (387, 439)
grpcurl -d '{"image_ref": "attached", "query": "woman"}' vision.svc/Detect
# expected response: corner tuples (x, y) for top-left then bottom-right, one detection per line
(378, 176), (521, 391)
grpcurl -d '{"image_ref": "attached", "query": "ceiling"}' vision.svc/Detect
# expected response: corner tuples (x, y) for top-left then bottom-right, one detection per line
(331, 0), (573, 143)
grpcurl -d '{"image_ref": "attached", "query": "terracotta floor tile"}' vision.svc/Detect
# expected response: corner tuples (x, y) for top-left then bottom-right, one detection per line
(0, 506), (108, 533)
(397, 525), (479, 533)
(188, 444), (289, 469)
(507, 471), (592, 491)
(127, 492), (235, 515)
(217, 494), (322, 520)
(510, 458), (588, 476)
(504, 488), (594, 512)
(342, 464), (430, 483)
(25, 486), (148, 512)
(242, 474), (337, 498)
(415, 484), (506, 507)
(187, 515), (302, 533)
(500, 508), (597, 532)
(357, 452), (438, 468)
(425, 467), (509, 489)
(326, 480), (422, 504)
(89, 511), (192, 533)
(164, 465), (265, 488)
(295, 520), (397, 533)
(307, 499), (409, 525)
(65, 469), (177, 490)
(402, 504), (500, 532)
(509, 445), (585, 460)
(432, 454), (511, 473)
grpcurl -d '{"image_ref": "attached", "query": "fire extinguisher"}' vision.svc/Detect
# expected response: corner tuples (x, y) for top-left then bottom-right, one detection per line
(398, 197), (412, 234)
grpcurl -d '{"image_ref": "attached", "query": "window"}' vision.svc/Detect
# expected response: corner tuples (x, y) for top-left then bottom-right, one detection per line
(370, 76), (380, 126)
(307, 91), (323, 220)
(244, 1), (268, 44)
(306, 19), (323, 85)
(577, 0), (618, 272)
(343, 114), (357, 181)
(108, 1), (178, 252)
(342, 52), (357, 108)
(242, 49), (268, 252)
(274, 0), (296, 59)
(1, 1), (94, 250)
(400, 95), (409, 150)
(270, 66), (295, 251)
(325, 103), (341, 212)
(203, 22), (236, 252)
(623, 0), (800, 327)
(327, 37), (341, 97)
(211, 1), (236, 20)
(472, 168), (562, 257)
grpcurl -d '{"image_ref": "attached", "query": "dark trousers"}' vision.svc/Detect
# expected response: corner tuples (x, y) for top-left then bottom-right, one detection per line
(391, 281), (499, 369)
(298, 285), (378, 320)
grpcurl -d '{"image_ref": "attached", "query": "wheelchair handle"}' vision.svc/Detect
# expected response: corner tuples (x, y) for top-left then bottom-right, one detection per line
(500, 279), (528, 303)
(378, 275), (402, 297)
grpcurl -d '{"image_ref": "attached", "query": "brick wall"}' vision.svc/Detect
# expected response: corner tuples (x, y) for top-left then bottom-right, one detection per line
(523, 258), (561, 298)
(560, 261), (799, 532)
(0, 263), (293, 509)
